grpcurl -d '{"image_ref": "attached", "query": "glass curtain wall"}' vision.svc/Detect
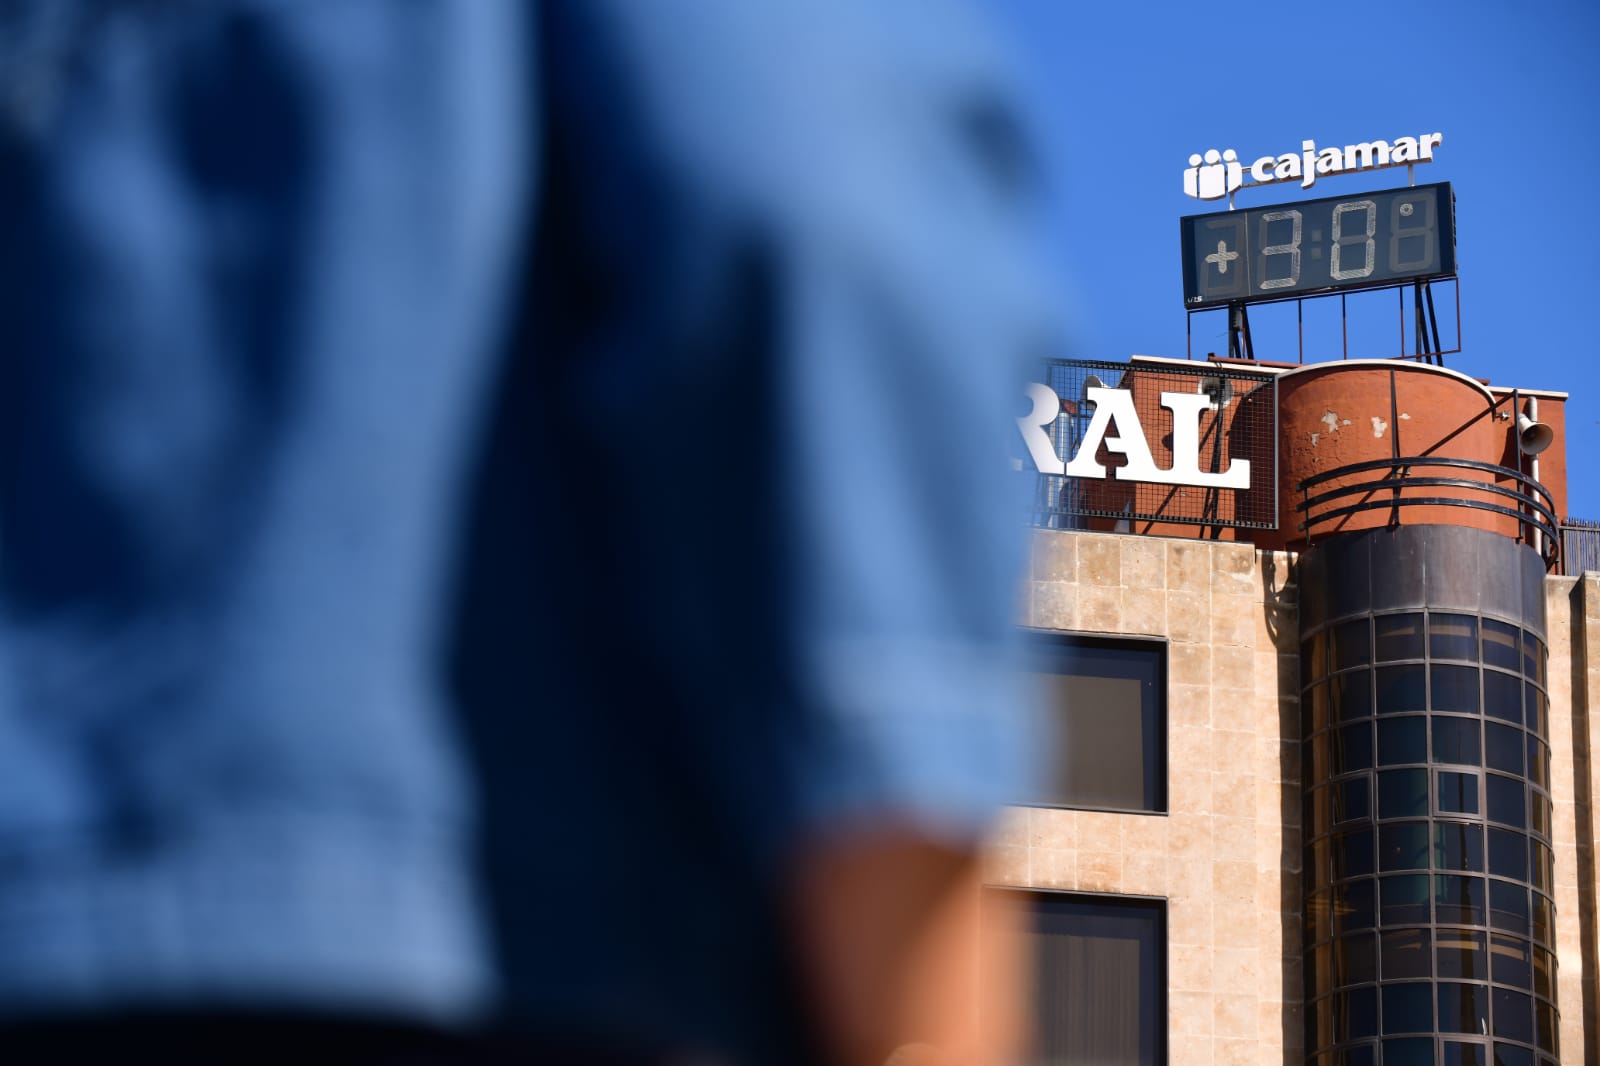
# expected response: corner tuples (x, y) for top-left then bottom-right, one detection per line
(1298, 528), (1557, 1066)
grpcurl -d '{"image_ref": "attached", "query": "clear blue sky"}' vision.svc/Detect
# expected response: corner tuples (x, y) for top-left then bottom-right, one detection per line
(993, 0), (1600, 517)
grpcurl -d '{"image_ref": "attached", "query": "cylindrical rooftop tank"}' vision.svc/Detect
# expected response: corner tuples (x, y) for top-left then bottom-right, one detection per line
(1277, 362), (1518, 544)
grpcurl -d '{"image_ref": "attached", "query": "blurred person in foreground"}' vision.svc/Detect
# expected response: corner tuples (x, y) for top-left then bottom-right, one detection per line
(0, 3), (1055, 1064)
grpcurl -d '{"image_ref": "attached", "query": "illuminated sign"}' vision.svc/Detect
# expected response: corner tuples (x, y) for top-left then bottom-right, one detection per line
(1182, 132), (1442, 200)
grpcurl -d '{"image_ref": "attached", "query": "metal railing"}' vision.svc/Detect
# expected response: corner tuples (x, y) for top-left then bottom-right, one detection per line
(1559, 519), (1600, 576)
(1297, 456), (1560, 569)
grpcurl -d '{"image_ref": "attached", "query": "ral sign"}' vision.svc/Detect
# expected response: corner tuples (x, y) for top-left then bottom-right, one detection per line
(1017, 384), (1250, 490)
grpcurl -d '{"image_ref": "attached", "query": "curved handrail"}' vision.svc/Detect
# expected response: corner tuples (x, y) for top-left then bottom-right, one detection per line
(1298, 455), (1555, 514)
(1296, 456), (1559, 567)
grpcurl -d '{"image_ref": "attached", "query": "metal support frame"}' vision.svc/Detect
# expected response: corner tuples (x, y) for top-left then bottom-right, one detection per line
(1403, 279), (1446, 364)
(1186, 275), (1460, 364)
(1227, 301), (1255, 361)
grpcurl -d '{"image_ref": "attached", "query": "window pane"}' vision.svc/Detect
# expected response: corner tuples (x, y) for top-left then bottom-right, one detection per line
(1307, 681), (1330, 734)
(1379, 823), (1429, 872)
(1439, 770), (1479, 815)
(1536, 999), (1557, 1053)
(1382, 928), (1433, 973)
(1334, 618), (1372, 669)
(1376, 819), (1427, 870)
(1333, 670), (1373, 722)
(1432, 613), (1478, 661)
(1335, 776), (1370, 825)
(1530, 843), (1552, 893)
(1485, 722), (1523, 774)
(1378, 717), (1427, 765)
(1532, 947), (1553, 999)
(1483, 619), (1520, 672)
(1530, 792), (1550, 839)
(1306, 839), (1331, 895)
(1491, 934), (1532, 987)
(1442, 1042), (1487, 1066)
(1381, 874), (1431, 927)
(1029, 636), (1165, 813)
(1527, 737), (1548, 789)
(1336, 932), (1377, 987)
(1493, 1044), (1533, 1066)
(1484, 670), (1523, 725)
(1434, 717), (1482, 766)
(1379, 769), (1429, 818)
(1522, 632), (1541, 681)
(1433, 664), (1481, 714)
(1493, 988), (1533, 1043)
(1486, 775), (1525, 829)
(1382, 981), (1433, 1032)
(1338, 986), (1378, 1040)
(1307, 995), (1333, 1050)
(1334, 722), (1373, 774)
(1336, 828), (1376, 879)
(1525, 683), (1546, 738)
(1017, 891), (1165, 1066)
(1533, 894), (1552, 947)
(1436, 928), (1487, 980)
(1434, 822), (1484, 872)
(1308, 890), (1335, 947)
(1438, 981), (1490, 1034)
(1305, 735), (1328, 785)
(1303, 632), (1328, 683)
(1376, 666), (1426, 714)
(1375, 613), (1425, 662)
(1336, 879), (1375, 934)
(1489, 880), (1529, 936)
(1384, 1039), (1433, 1066)
(1435, 875), (1485, 926)
(1487, 828), (1527, 881)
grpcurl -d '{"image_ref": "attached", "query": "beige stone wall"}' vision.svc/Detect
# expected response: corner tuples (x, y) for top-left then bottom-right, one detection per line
(1548, 574), (1598, 1065)
(989, 529), (1301, 1066)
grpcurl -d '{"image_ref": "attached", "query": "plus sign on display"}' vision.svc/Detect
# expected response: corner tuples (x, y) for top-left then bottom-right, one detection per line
(1180, 182), (1456, 308)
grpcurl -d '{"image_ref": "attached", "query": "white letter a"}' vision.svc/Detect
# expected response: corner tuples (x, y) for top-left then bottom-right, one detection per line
(1065, 387), (1163, 481)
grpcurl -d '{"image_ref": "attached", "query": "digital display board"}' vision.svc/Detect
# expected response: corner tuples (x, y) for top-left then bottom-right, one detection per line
(1181, 182), (1455, 307)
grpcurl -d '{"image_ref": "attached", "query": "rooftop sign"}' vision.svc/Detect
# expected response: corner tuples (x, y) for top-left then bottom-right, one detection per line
(1018, 359), (1279, 532)
(1183, 131), (1443, 201)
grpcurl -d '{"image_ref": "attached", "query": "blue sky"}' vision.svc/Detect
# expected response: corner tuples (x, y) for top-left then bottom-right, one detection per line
(994, 0), (1600, 517)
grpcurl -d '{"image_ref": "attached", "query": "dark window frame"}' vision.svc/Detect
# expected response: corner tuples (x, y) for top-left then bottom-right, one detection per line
(1022, 630), (1168, 815)
(991, 887), (1169, 1066)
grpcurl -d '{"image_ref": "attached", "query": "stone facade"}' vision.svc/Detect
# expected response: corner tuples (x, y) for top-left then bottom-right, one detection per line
(1546, 574), (1599, 1065)
(992, 529), (1302, 1065)
(998, 529), (1600, 1065)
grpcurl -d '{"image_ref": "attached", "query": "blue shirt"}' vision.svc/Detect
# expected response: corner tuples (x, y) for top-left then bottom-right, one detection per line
(0, 2), (1052, 1061)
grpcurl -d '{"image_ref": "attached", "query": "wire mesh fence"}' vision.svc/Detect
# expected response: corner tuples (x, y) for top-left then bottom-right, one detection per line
(1020, 358), (1279, 531)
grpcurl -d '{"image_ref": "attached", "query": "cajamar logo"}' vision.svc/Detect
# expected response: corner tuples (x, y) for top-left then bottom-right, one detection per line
(1183, 131), (1443, 200)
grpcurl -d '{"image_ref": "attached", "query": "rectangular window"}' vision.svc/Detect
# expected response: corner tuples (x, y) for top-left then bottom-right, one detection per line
(997, 890), (1167, 1066)
(1025, 633), (1166, 813)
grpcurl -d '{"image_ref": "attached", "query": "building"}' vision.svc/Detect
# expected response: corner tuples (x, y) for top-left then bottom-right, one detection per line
(993, 354), (1592, 1066)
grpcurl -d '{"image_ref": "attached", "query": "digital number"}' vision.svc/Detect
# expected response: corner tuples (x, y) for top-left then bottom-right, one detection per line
(1258, 209), (1302, 290)
(1200, 215), (1248, 299)
(1330, 199), (1376, 281)
(1389, 194), (1436, 272)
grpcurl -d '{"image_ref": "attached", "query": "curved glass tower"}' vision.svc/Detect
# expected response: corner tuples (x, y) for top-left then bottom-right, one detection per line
(1298, 524), (1558, 1066)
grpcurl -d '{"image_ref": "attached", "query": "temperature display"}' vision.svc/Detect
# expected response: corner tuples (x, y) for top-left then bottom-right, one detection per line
(1181, 182), (1455, 307)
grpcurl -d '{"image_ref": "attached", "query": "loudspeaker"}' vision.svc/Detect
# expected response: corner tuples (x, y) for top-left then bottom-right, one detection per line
(1197, 374), (1234, 410)
(1516, 412), (1554, 456)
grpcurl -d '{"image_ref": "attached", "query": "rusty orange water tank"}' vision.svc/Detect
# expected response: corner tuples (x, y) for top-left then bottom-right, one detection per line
(1276, 361), (1527, 544)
